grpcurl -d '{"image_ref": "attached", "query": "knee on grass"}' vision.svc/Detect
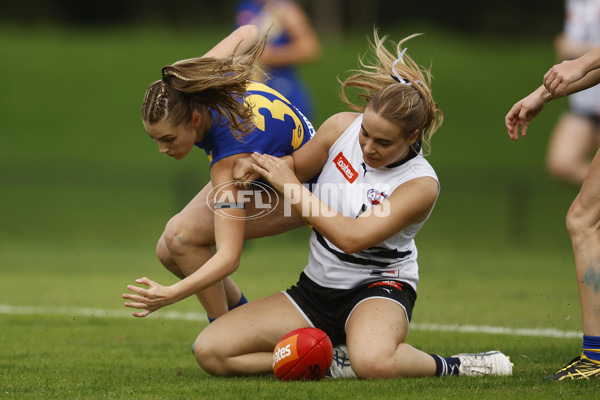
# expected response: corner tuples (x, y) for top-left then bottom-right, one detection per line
(193, 336), (231, 377)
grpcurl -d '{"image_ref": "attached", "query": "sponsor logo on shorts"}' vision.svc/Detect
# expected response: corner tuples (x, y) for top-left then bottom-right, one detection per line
(368, 280), (403, 291)
(333, 152), (358, 183)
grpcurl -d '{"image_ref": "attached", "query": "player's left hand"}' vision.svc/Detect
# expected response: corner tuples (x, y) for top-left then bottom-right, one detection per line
(250, 152), (298, 193)
(123, 277), (175, 317)
(544, 59), (587, 98)
(504, 89), (547, 141)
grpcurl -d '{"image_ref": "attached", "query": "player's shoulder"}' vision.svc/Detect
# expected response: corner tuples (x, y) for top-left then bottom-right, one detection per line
(313, 112), (360, 146)
(321, 112), (361, 132)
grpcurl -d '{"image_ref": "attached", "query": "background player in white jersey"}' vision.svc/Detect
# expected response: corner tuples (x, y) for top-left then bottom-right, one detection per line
(192, 31), (513, 379)
(546, 0), (600, 185)
(506, 44), (600, 380)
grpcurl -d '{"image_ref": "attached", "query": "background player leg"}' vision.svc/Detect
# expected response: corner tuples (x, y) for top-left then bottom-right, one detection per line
(546, 112), (597, 185)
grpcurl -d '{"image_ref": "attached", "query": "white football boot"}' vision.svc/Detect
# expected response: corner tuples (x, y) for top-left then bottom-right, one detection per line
(328, 344), (357, 378)
(452, 351), (513, 376)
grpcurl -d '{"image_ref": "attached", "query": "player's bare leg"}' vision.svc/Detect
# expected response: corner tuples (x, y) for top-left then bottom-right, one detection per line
(343, 298), (512, 378)
(545, 147), (600, 380)
(345, 298), (436, 378)
(157, 182), (304, 319)
(566, 147), (600, 336)
(193, 292), (309, 376)
(546, 112), (596, 185)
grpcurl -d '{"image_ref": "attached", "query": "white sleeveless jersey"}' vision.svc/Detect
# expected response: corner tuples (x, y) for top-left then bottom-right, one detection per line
(565, 0), (600, 46)
(565, 0), (600, 114)
(303, 114), (439, 292)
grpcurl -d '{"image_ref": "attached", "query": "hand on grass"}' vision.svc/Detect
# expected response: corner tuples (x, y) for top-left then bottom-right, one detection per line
(123, 277), (175, 317)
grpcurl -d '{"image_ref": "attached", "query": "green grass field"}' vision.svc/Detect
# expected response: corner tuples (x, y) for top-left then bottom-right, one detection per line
(1, 23), (599, 398)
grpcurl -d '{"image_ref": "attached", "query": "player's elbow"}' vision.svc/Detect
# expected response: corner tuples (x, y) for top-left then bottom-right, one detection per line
(338, 243), (363, 255)
(298, 39), (321, 64)
(238, 25), (259, 43)
(332, 235), (365, 255)
(306, 40), (322, 63)
(215, 250), (241, 276)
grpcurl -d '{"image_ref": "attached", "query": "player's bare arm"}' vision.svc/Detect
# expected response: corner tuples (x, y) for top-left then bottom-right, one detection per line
(123, 154), (248, 316)
(251, 152), (438, 254)
(174, 25), (259, 65)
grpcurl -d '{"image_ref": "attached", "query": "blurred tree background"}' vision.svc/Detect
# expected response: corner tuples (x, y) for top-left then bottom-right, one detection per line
(3, 0), (562, 37)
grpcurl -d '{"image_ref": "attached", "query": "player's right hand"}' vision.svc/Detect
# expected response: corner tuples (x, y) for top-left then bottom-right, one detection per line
(233, 156), (260, 187)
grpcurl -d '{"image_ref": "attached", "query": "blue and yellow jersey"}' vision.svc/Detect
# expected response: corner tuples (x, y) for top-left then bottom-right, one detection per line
(195, 82), (316, 166)
(234, 0), (315, 119)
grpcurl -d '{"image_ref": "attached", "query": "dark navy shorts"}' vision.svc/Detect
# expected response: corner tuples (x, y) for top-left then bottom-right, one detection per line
(284, 272), (417, 346)
(570, 109), (600, 127)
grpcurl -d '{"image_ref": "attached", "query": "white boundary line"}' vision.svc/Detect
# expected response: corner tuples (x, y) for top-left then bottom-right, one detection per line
(411, 322), (581, 339)
(0, 304), (582, 339)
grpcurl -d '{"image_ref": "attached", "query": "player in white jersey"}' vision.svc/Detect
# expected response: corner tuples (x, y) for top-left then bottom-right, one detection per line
(302, 112), (435, 293)
(192, 31), (513, 379)
(546, 0), (600, 185)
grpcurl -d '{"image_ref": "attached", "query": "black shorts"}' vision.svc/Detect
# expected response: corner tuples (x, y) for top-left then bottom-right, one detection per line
(570, 109), (600, 127)
(284, 272), (417, 346)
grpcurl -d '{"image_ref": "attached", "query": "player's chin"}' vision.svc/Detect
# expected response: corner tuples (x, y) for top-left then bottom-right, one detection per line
(364, 160), (380, 168)
(170, 153), (186, 160)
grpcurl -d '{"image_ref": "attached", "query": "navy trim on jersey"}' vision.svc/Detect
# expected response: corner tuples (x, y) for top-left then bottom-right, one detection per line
(314, 230), (411, 268)
(361, 246), (412, 259)
(385, 141), (421, 169)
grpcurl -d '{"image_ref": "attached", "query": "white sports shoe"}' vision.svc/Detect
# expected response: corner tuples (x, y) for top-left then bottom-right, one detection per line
(453, 351), (513, 376)
(328, 344), (357, 378)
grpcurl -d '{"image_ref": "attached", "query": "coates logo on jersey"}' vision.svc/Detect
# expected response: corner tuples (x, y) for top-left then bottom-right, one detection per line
(333, 152), (358, 183)
(367, 189), (388, 205)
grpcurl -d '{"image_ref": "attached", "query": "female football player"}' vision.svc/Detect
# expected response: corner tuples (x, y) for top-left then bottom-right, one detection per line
(192, 31), (513, 379)
(545, 0), (600, 185)
(234, 0), (321, 120)
(122, 25), (316, 322)
(506, 45), (600, 380)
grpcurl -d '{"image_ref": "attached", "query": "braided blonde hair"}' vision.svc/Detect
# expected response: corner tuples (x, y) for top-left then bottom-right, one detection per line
(339, 31), (443, 154)
(141, 37), (267, 139)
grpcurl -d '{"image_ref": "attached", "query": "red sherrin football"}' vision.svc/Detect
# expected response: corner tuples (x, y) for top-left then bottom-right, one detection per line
(272, 327), (333, 381)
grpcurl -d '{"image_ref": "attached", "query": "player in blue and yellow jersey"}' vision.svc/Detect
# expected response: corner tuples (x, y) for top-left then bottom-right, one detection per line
(123, 25), (315, 323)
(234, 0), (321, 121)
(197, 81), (313, 166)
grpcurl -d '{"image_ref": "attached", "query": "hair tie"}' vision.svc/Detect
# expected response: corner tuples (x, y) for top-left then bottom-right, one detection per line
(391, 48), (423, 98)
(391, 48), (409, 84)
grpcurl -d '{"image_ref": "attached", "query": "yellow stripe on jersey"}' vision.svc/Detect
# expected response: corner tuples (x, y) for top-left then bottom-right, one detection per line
(246, 82), (305, 150)
(247, 82), (292, 102)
